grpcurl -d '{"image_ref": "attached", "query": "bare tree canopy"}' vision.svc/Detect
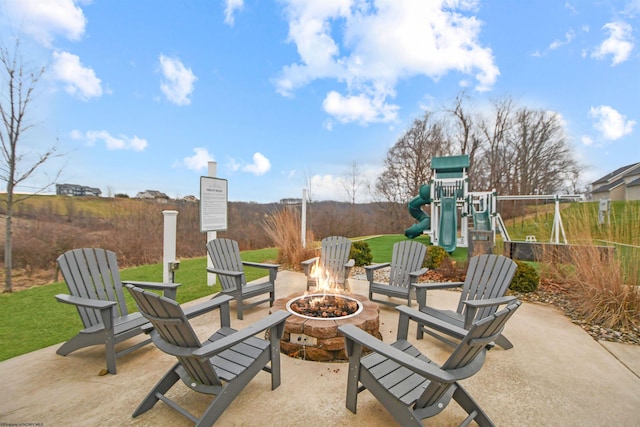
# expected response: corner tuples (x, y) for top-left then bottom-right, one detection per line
(375, 93), (582, 205)
(375, 112), (453, 203)
(0, 38), (60, 292)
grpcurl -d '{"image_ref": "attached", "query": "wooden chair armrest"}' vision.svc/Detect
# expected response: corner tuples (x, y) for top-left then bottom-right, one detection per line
(301, 257), (319, 266)
(413, 281), (464, 290)
(364, 263), (391, 282)
(243, 261), (280, 269)
(408, 267), (428, 280)
(122, 281), (181, 300)
(301, 257), (319, 276)
(206, 267), (243, 277)
(243, 261), (280, 282)
(184, 294), (234, 320)
(463, 296), (518, 329)
(194, 310), (291, 358)
(395, 305), (468, 341)
(463, 296), (517, 309)
(339, 323), (455, 383)
(55, 294), (116, 310)
(414, 281), (464, 308)
(55, 294), (117, 330)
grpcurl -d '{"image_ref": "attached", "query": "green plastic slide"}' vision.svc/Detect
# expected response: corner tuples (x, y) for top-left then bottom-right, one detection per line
(405, 185), (431, 239)
(439, 196), (457, 253)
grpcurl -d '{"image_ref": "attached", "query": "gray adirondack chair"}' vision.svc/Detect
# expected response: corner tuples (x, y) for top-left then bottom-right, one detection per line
(301, 236), (355, 291)
(339, 299), (521, 427)
(415, 254), (518, 350)
(126, 285), (290, 426)
(206, 238), (279, 320)
(55, 248), (184, 375)
(367, 240), (427, 307)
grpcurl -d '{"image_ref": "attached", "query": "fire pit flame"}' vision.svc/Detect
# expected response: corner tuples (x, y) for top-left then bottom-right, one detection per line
(309, 261), (344, 293)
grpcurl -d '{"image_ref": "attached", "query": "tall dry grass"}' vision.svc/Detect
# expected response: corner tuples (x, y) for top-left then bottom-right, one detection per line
(542, 202), (639, 329)
(263, 207), (316, 269)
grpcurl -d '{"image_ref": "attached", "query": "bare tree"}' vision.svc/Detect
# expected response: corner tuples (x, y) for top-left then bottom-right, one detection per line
(375, 111), (453, 203)
(341, 161), (369, 203)
(0, 38), (59, 292)
(445, 91), (483, 186)
(341, 161), (369, 235)
(476, 96), (516, 194)
(506, 108), (578, 195)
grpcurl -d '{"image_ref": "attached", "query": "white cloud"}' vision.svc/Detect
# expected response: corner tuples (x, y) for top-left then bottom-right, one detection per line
(322, 91), (399, 124)
(581, 135), (594, 146)
(224, 0), (244, 25)
(159, 55), (197, 106)
(242, 152), (271, 176)
(75, 130), (148, 151)
(309, 173), (343, 200)
(591, 21), (634, 65)
(588, 105), (636, 140)
(4, 0), (87, 47)
(178, 147), (214, 170)
(623, 0), (640, 16)
(51, 51), (103, 100)
(549, 30), (575, 50)
(274, 0), (498, 125)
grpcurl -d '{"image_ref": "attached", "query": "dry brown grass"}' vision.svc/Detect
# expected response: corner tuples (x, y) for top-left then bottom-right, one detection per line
(263, 207), (316, 269)
(541, 203), (640, 329)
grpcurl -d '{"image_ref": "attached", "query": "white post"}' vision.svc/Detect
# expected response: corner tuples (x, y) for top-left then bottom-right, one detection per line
(162, 210), (179, 283)
(301, 188), (307, 248)
(207, 161), (218, 286)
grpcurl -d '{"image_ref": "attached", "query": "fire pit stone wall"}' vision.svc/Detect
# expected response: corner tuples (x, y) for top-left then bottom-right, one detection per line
(272, 293), (381, 362)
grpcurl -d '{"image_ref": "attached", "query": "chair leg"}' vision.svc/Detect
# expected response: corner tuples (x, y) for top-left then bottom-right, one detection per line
(416, 324), (425, 340)
(236, 295), (244, 320)
(56, 334), (98, 356)
(133, 363), (181, 417)
(452, 383), (495, 427)
(105, 330), (117, 375)
(493, 334), (513, 350)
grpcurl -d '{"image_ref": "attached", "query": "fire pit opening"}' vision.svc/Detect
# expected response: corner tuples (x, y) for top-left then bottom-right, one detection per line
(286, 294), (363, 320)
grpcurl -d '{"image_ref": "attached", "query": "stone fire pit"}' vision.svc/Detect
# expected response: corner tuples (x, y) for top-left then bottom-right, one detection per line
(272, 293), (381, 362)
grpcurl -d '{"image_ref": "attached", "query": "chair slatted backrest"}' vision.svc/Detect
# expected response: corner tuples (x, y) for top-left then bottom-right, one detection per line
(127, 285), (222, 386)
(458, 254), (517, 320)
(417, 300), (521, 408)
(388, 241), (427, 289)
(57, 248), (128, 328)
(207, 238), (245, 292)
(319, 236), (352, 281)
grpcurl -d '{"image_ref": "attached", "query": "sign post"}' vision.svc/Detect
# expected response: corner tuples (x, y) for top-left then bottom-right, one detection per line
(200, 162), (228, 286)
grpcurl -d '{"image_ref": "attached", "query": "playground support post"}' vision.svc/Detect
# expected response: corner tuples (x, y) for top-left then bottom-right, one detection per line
(550, 195), (567, 244)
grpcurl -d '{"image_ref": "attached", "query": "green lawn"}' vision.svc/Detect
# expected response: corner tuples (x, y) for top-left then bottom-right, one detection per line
(0, 248), (277, 362)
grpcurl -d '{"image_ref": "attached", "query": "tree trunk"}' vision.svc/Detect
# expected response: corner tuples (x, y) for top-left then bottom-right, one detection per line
(4, 200), (12, 293)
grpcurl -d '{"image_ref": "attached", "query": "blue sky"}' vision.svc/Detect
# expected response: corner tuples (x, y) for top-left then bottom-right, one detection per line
(2, 0), (639, 202)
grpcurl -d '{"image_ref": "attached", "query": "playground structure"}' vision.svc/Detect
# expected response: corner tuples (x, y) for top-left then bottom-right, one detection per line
(404, 155), (585, 256)
(405, 155), (498, 253)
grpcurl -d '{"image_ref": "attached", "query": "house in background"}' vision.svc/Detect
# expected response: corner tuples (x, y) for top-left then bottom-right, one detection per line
(56, 184), (102, 197)
(589, 162), (640, 201)
(181, 195), (198, 203)
(136, 190), (170, 202)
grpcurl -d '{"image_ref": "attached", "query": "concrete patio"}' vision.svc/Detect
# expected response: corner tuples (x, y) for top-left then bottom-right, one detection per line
(2, 271), (639, 426)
